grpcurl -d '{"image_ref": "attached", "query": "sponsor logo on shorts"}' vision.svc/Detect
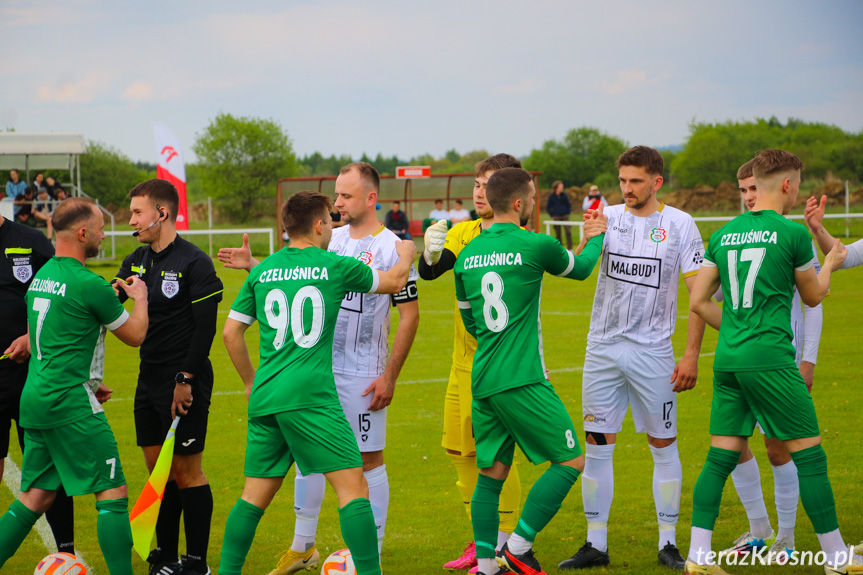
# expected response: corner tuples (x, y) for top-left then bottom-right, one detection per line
(182, 438), (196, 447)
(583, 413), (607, 424)
(650, 227), (667, 242)
(606, 252), (661, 289)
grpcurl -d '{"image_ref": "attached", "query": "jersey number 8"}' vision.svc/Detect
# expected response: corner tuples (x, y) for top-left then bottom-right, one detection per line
(481, 271), (509, 332)
(264, 287), (325, 350)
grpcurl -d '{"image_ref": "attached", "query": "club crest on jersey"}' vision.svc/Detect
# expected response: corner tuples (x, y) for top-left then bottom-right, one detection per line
(356, 251), (373, 266)
(12, 256), (32, 283)
(650, 227), (667, 242)
(161, 271), (180, 298)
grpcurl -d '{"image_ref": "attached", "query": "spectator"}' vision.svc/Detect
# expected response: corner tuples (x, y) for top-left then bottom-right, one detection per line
(429, 199), (449, 223)
(6, 170), (27, 203)
(32, 188), (57, 238)
(54, 187), (68, 202)
(547, 180), (573, 250)
(385, 200), (411, 240)
(448, 199), (471, 224)
(14, 186), (36, 227)
(582, 184), (609, 212)
(32, 172), (46, 193)
(45, 176), (61, 199)
(32, 188), (52, 227)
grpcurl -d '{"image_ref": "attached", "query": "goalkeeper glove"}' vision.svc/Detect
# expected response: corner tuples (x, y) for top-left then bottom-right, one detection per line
(423, 219), (448, 265)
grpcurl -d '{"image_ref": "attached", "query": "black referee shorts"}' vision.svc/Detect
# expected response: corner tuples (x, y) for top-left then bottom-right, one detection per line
(0, 365), (27, 458)
(134, 361), (213, 456)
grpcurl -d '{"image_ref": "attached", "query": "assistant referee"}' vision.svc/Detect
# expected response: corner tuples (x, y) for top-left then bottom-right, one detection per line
(113, 179), (223, 575)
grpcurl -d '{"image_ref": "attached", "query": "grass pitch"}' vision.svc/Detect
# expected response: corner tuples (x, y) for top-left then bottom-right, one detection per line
(2, 235), (862, 574)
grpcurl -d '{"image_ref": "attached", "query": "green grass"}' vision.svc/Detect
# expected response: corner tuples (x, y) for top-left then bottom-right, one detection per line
(3, 240), (863, 574)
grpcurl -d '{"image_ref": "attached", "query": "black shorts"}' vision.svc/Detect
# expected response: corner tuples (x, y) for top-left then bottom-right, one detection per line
(134, 361), (213, 456)
(0, 365), (27, 458)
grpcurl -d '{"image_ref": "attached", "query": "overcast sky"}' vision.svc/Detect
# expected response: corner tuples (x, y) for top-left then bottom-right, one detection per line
(2, 0), (862, 163)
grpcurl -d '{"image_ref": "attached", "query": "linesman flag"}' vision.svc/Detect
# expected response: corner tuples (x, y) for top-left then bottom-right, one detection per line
(154, 123), (189, 230)
(130, 416), (180, 560)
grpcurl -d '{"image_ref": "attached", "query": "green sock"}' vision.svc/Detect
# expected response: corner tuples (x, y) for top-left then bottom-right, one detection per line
(514, 464), (580, 542)
(791, 445), (839, 534)
(338, 498), (381, 575)
(219, 498), (264, 575)
(472, 474), (505, 559)
(96, 498), (133, 575)
(692, 446), (741, 529)
(0, 499), (41, 568)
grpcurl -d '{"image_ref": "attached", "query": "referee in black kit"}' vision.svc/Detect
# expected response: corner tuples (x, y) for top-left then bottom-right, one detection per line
(113, 179), (223, 575)
(0, 211), (76, 556)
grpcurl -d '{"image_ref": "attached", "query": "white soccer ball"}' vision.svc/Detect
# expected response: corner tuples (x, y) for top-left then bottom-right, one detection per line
(321, 548), (355, 575)
(34, 552), (87, 575)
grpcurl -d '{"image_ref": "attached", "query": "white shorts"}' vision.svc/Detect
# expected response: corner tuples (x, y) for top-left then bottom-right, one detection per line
(335, 373), (387, 452)
(582, 342), (677, 438)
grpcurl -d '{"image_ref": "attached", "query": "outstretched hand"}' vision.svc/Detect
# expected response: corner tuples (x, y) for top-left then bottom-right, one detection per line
(804, 195), (826, 232)
(218, 233), (255, 271)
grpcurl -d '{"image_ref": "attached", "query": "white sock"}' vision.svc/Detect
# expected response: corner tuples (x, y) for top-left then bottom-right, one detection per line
(496, 530), (509, 551)
(730, 456), (772, 538)
(771, 460), (798, 540)
(292, 468), (325, 552)
(817, 528), (846, 564)
(364, 465), (389, 555)
(582, 443), (615, 552)
(688, 526), (714, 565)
(507, 532), (531, 555)
(650, 442), (682, 549)
(478, 558), (497, 574)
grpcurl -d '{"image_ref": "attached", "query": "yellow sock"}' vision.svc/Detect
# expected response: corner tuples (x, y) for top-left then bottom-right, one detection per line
(448, 452), (479, 520)
(499, 463), (521, 533)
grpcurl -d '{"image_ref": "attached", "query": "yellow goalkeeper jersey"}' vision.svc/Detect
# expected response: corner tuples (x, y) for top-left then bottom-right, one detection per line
(445, 219), (484, 370)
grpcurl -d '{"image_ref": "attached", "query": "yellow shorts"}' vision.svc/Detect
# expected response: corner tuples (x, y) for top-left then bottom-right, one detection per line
(442, 364), (475, 455)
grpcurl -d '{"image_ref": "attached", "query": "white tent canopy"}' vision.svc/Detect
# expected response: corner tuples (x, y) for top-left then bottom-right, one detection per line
(0, 132), (86, 172)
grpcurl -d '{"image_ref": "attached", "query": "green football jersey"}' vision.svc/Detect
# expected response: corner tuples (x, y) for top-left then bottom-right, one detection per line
(704, 210), (815, 371)
(228, 246), (377, 417)
(22, 257), (128, 430)
(454, 223), (603, 398)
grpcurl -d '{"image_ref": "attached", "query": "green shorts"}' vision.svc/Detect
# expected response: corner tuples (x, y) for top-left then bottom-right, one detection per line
(472, 381), (582, 469)
(244, 403), (363, 477)
(21, 412), (125, 496)
(710, 368), (820, 440)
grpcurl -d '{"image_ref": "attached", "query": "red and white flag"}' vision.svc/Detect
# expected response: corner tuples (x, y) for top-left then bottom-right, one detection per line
(154, 123), (189, 230)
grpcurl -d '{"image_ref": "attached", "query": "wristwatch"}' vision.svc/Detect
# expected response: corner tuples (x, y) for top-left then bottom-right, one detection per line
(175, 372), (193, 385)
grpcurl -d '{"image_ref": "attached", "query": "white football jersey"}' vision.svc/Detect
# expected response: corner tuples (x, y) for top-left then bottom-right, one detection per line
(329, 225), (418, 377)
(588, 203), (703, 346)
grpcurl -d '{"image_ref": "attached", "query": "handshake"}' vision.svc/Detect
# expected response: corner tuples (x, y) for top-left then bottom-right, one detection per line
(582, 203), (608, 240)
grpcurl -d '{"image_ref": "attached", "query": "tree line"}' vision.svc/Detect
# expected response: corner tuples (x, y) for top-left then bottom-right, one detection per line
(74, 114), (862, 221)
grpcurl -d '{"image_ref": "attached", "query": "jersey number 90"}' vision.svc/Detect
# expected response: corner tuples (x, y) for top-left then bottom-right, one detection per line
(264, 287), (325, 350)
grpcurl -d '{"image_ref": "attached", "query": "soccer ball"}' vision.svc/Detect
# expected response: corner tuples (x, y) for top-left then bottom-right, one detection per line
(34, 552), (86, 575)
(321, 549), (355, 575)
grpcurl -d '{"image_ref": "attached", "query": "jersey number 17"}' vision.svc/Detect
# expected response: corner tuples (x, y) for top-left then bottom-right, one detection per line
(726, 247), (766, 310)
